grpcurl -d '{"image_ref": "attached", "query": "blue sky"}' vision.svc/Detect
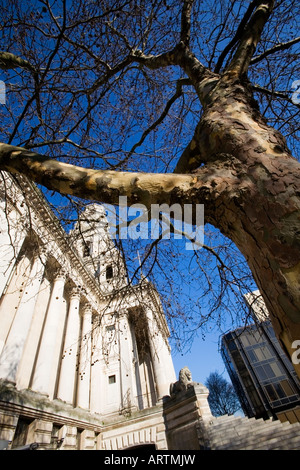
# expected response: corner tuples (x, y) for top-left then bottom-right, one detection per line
(172, 330), (229, 385)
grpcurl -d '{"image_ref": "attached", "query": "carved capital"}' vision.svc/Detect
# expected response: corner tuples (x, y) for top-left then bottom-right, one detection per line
(69, 286), (82, 300)
(53, 267), (67, 282)
(81, 302), (92, 316)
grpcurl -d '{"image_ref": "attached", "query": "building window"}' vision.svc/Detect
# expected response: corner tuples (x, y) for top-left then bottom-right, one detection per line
(94, 262), (100, 278)
(83, 241), (92, 258)
(106, 265), (113, 279)
(264, 384), (277, 402)
(109, 375), (116, 384)
(281, 379), (296, 397)
(106, 324), (115, 338)
(11, 417), (33, 449)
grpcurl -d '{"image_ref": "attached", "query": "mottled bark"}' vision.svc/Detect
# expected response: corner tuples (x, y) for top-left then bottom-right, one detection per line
(179, 76), (300, 377)
(0, 143), (202, 209)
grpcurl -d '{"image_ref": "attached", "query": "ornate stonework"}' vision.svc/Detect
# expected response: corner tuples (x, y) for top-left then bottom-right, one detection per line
(0, 173), (176, 450)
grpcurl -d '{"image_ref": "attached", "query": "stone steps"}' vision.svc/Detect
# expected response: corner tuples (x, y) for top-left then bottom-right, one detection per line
(206, 414), (300, 450)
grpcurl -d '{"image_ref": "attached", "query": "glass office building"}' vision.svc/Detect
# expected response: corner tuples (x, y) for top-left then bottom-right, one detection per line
(221, 321), (300, 420)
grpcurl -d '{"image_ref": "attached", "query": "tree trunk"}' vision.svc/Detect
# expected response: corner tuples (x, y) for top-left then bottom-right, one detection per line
(188, 76), (300, 376)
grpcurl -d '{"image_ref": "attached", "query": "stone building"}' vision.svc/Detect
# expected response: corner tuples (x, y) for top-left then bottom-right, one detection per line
(0, 173), (177, 450)
(1, 173), (300, 451)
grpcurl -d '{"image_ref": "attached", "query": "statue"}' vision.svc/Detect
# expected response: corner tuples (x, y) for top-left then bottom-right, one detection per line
(169, 366), (194, 397)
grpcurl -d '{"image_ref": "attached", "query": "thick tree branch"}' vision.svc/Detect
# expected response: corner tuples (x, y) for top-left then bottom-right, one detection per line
(225, 1), (274, 77)
(0, 51), (36, 73)
(181, 0), (195, 46)
(214, 0), (260, 74)
(130, 46), (182, 69)
(173, 131), (202, 174)
(0, 143), (202, 210)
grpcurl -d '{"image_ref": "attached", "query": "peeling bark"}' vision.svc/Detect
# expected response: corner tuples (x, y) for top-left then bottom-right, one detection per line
(0, 143), (206, 209)
(185, 76), (300, 377)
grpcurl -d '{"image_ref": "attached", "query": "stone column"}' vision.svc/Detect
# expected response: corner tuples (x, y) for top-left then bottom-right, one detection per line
(76, 304), (92, 410)
(118, 312), (137, 412)
(0, 252), (46, 383)
(129, 323), (144, 409)
(26, 419), (53, 450)
(57, 288), (81, 405)
(0, 205), (27, 299)
(146, 308), (176, 400)
(90, 315), (103, 414)
(0, 409), (18, 448)
(16, 275), (52, 390)
(31, 270), (66, 396)
(0, 251), (32, 357)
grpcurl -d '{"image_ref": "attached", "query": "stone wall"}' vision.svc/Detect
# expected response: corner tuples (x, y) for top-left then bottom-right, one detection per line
(2, 380), (300, 450)
(0, 380), (168, 450)
(164, 383), (300, 450)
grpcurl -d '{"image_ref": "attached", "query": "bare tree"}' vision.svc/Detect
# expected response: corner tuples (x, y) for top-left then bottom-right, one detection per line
(205, 371), (241, 417)
(0, 1), (300, 375)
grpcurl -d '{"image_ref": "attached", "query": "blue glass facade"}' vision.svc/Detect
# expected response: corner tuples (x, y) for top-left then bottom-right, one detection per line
(221, 321), (300, 420)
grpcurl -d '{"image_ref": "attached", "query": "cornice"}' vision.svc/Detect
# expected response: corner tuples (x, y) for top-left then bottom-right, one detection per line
(1, 173), (169, 335)
(8, 173), (105, 306)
